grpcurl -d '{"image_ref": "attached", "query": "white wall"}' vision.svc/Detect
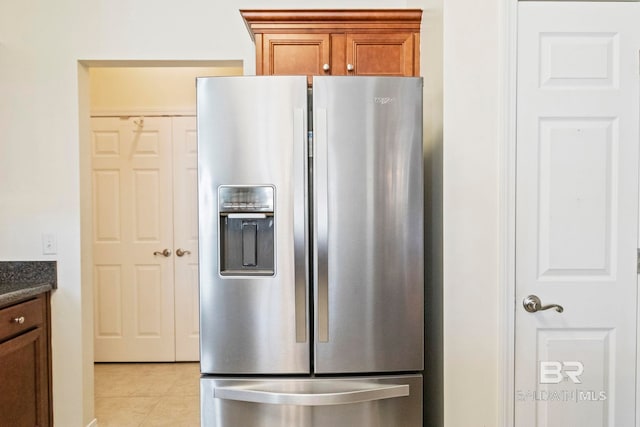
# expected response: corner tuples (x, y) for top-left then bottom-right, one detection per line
(0, 0), (504, 426)
(442, 0), (502, 426)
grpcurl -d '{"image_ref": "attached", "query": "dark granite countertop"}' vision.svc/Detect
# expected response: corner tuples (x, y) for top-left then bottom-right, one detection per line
(0, 282), (53, 308)
(0, 261), (57, 309)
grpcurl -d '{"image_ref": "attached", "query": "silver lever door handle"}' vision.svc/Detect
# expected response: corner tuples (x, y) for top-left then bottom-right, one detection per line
(153, 249), (171, 257)
(176, 248), (191, 257)
(523, 295), (564, 313)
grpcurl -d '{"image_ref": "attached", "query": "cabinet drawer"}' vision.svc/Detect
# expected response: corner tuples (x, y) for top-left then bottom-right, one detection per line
(0, 297), (44, 341)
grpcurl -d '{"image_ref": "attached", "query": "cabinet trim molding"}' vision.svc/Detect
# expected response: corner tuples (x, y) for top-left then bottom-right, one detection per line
(241, 9), (423, 40)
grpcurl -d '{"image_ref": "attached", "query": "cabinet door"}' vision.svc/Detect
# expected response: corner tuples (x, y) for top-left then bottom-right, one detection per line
(345, 33), (417, 76)
(0, 328), (49, 427)
(261, 33), (331, 79)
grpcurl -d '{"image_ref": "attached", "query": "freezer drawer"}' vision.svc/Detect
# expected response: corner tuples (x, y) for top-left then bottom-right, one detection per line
(201, 375), (422, 427)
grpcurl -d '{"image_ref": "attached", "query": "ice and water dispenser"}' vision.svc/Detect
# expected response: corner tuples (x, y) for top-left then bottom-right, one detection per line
(218, 186), (275, 276)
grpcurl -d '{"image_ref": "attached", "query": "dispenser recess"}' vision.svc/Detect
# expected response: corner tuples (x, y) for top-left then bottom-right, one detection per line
(218, 186), (275, 276)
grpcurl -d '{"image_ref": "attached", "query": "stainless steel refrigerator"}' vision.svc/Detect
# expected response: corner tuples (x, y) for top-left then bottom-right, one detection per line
(197, 75), (423, 427)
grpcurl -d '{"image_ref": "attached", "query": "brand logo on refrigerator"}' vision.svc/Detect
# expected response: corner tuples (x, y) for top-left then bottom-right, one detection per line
(374, 97), (394, 105)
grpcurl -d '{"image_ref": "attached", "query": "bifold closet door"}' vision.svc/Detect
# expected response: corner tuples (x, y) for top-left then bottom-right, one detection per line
(91, 116), (200, 362)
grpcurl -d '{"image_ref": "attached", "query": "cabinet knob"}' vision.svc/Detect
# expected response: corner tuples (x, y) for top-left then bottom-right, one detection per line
(322, 63), (330, 72)
(12, 316), (25, 324)
(346, 63), (354, 72)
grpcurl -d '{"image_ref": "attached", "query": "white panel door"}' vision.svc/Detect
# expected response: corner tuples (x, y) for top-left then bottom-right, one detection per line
(92, 116), (176, 361)
(172, 117), (200, 361)
(516, 3), (640, 426)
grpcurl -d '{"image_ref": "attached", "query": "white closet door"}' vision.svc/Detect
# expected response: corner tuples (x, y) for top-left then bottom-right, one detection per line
(172, 116), (200, 361)
(515, 3), (640, 426)
(92, 116), (176, 362)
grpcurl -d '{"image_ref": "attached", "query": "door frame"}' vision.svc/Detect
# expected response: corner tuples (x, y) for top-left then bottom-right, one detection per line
(499, 0), (518, 425)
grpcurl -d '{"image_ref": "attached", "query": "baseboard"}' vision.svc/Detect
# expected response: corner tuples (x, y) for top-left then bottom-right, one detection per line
(86, 418), (98, 427)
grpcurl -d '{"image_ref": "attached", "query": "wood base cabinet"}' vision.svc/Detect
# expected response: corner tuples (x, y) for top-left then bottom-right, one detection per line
(241, 9), (422, 83)
(0, 294), (51, 427)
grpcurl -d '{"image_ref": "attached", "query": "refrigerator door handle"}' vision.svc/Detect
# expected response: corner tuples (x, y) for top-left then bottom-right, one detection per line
(314, 108), (330, 343)
(213, 382), (409, 406)
(293, 107), (308, 343)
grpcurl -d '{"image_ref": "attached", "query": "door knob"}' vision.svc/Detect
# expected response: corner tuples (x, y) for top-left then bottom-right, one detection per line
(523, 295), (564, 313)
(153, 249), (171, 257)
(176, 248), (191, 257)
(346, 63), (354, 72)
(322, 63), (330, 72)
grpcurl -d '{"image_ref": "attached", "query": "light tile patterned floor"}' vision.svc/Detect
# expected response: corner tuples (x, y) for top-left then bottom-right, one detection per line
(94, 362), (200, 427)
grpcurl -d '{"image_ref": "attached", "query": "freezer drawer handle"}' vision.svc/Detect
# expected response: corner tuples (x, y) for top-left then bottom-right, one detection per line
(213, 382), (409, 406)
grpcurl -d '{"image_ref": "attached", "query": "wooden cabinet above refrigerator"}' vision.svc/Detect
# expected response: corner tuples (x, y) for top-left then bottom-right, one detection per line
(240, 9), (422, 83)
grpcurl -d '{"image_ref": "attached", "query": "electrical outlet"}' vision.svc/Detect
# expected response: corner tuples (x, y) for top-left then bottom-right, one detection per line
(42, 233), (57, 255)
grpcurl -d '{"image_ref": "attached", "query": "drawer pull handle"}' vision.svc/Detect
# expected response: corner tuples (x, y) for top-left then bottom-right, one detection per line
(12, 316), (25, 324)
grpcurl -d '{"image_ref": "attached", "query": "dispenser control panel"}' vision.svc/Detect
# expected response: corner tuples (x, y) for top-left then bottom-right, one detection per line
(218, 185), (275, 277)
(219, 186), (274, 213)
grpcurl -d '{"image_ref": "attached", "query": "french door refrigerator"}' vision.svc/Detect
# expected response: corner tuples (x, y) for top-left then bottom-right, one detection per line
(197, 75), (423, 427)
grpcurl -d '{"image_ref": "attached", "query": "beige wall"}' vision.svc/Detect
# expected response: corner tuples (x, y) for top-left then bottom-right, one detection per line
(0, 0), (505, 426)
(89, 65), (243, 114)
